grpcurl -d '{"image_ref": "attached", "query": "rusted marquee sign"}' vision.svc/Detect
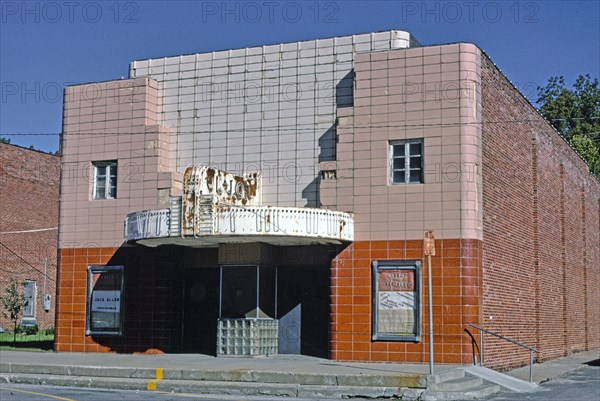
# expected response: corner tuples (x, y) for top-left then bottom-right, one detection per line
(183, 165), (262, 206)
(182, 165), (262, 236)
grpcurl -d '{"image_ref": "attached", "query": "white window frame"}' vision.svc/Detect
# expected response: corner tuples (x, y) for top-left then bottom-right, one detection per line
(390, 140), (424, 184)
(23, 280), (36, 318)
(92, 161), (117, 200)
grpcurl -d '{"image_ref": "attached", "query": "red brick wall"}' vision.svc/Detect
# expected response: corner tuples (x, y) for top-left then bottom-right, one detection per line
(0, 143), (59, 330)
(481, 54), (600, 369)
(585, 194), (600, 349)
(55, 246), (184, 353)
(330, 239), (483, 364)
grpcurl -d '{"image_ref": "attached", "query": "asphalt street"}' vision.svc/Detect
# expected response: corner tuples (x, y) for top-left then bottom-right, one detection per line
(0, 384), (324, 401)
(484, 363), (600, 401)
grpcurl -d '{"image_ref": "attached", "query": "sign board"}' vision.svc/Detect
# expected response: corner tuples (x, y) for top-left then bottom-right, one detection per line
(182, 165), (263, 236)
(424, 230), (435, 256)
(91, 290), (121, 312)
(183, 165), (261, 207)
(372, 261), (421, 341)
(86, 266), (124, 336)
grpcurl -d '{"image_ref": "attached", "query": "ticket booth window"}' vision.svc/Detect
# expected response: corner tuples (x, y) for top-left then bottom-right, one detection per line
(372, 260), (421, 342)
(86, 265), (124, 336)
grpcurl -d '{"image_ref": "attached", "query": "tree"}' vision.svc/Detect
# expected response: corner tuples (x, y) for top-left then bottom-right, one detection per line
(0, 137), (11, 144)
(570, 134), (600, 175)
(0, 279), (28, 345)
(537, 75), (600, 175)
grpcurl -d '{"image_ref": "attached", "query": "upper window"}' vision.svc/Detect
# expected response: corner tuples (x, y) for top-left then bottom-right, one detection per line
(92, 161), (117, 199)
(390, 140), (423, 184)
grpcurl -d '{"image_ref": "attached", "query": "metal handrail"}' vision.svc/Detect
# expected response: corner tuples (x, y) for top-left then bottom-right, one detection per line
(468, 323), (540, 383)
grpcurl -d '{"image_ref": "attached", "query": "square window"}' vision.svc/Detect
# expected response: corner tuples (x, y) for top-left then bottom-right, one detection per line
(390, 140), (424, 184)
(92, 161), (117, 199)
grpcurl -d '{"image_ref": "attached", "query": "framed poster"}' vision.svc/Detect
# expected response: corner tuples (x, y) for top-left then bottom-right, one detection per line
(86, 265), (124, 336)
(372, 260), (421, 342)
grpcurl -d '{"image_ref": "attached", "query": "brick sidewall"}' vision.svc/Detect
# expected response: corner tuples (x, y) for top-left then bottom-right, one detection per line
(0, 144), (59, 330)
(481, 55), (600, 369)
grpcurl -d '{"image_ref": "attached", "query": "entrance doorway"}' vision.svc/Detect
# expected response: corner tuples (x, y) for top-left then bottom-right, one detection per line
(182, 267), (219, 354)
(277, 265), (329, 358)
(181, 263), (330, 358)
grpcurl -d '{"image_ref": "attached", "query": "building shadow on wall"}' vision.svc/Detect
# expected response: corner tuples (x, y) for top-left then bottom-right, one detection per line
(89, 244), (217, 354)
(302, 70), (352, 207)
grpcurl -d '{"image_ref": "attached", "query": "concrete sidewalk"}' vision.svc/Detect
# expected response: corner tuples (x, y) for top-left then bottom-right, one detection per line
(0, 349), (598, 399)
(0, 351), (437, 398)
(506, 349), (599, 383)
(0, 351), (433, 376)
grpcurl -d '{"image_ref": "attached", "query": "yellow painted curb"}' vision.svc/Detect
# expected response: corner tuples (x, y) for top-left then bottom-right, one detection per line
(147, 368), (164, 391)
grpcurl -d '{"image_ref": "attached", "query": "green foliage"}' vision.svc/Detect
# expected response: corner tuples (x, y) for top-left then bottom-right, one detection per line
(537, 75), (600, 175)
(0, 137), (11, 144)
(45, 326), (55, 335)
(23, 324), (39, 335)
(0, 280), (28, 345)
(0, 331), (55, 352)
(570, 134), (600, 175)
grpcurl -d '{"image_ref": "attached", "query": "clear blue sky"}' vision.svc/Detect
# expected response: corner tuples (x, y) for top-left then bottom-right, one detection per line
(1, 0), (599, 153)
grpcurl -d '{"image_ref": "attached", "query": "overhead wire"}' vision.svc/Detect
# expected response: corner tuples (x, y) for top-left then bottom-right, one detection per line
(0, 241), (56, 282)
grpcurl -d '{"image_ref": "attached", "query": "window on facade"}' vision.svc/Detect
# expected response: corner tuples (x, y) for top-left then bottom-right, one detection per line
(372, 260), (421, 342)
(92, 161), (117, 199)
(23, 281), (36, 318)
(86, 265), (124, 336)
(390, 140), (423, 184)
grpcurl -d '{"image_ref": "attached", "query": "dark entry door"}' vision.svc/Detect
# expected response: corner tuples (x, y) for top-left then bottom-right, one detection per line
(277, 265), (329, 358)
(182, 267), (219, 354)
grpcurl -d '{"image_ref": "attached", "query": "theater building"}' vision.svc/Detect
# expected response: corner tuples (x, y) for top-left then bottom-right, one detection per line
(55, 30), (599, 369)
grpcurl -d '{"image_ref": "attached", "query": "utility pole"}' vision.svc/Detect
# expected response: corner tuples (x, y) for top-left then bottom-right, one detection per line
(424, 231), (436, 375)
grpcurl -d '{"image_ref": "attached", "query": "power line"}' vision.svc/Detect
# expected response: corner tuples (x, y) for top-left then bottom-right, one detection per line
(0, 228), (58, 235)
(0, 241), (55, 283)
(2, 116), (600, 137)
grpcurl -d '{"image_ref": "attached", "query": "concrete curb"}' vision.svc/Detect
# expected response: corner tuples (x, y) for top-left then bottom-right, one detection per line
(0, 362), (427, 388)
(1, 373), (149, 391)
(0, 373), (413, 399)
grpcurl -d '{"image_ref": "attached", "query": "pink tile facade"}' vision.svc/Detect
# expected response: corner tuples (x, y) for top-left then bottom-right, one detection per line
(60, 78), (181, 249)
(321, 44), (483, 242)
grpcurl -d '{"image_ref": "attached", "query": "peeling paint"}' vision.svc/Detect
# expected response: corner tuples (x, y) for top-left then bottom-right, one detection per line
(182, 165), (262, 236)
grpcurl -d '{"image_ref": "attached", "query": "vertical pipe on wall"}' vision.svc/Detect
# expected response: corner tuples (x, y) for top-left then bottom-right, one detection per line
(427, 253), (434, 375)
(219, 266), (223, 318)
(275, 266), (278, 318)
(256, 265), (260, 319)
(479, 330), (484, 367)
